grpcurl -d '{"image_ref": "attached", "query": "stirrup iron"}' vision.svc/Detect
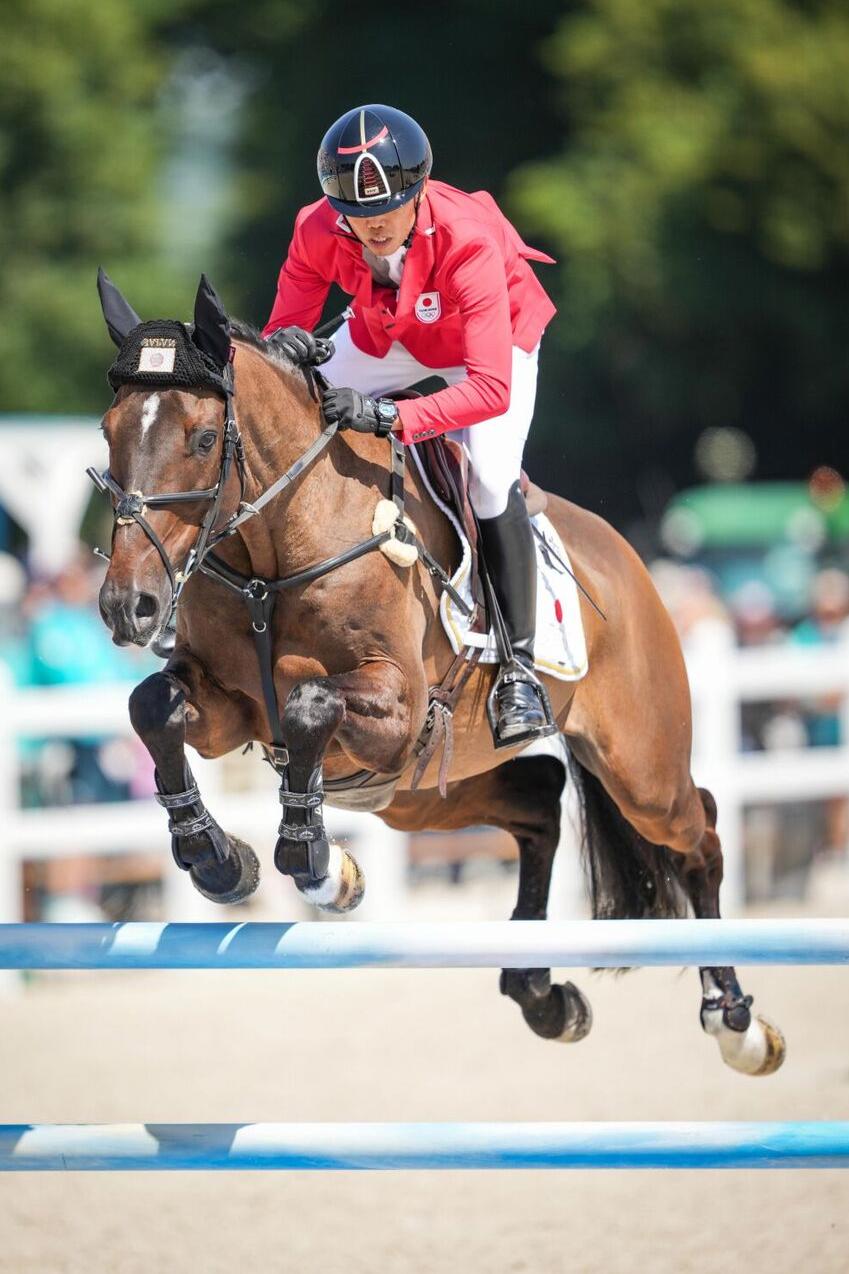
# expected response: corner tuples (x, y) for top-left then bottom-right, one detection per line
(486, 659), (557, 750)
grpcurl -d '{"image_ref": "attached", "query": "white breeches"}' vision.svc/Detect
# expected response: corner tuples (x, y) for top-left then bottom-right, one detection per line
(321, 322), (540, 518)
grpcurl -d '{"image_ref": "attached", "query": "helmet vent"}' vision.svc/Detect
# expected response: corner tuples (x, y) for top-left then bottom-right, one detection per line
(354, 152), (391, 204)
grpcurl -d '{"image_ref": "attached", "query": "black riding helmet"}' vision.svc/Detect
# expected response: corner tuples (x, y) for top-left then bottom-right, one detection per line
(317, 104), (432, 218)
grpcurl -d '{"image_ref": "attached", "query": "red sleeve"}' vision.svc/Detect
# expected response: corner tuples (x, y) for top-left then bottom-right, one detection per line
(395, 236), (513, 444)
(261, 210), (331, 337)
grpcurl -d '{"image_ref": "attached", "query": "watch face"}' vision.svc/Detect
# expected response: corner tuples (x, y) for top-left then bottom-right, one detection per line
(378, 401), (397, 423)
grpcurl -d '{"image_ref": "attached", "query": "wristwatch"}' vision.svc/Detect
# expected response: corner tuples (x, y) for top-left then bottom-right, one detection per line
(375, 398), (399, 436)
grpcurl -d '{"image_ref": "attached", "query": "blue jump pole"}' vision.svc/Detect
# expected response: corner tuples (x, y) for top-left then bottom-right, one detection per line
(1, 1122), (848, 1171)
(0, 919), (848, 970)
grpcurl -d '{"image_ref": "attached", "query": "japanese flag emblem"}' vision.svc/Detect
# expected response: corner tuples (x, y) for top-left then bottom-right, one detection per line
(415, 291), (441, 324)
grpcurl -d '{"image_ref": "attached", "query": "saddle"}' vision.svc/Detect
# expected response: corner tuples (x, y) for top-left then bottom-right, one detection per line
(417, 434), (548, 628)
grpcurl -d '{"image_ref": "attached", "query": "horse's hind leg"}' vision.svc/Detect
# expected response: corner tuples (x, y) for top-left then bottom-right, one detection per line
(677, 788), (786, 1076)
(574, 739), (785, 1076)
(499, 755), (593, 1043)
(383, 752), (592, 1044)
(129, 665), (260, 905)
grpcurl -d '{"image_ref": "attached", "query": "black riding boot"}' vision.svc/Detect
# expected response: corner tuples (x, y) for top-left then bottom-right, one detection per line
(478, 481), (556, 747)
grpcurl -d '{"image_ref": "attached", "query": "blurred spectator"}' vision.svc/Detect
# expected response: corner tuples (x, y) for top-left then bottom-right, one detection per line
(791, 567), (849, 647)
(728, 580), (785, 648)
(789, 567), (849, 858)
(0, 549), (156, 808)
(649, 560), (731, 641)
(25, 554), (134, 687)
(787, 566), (849, 748)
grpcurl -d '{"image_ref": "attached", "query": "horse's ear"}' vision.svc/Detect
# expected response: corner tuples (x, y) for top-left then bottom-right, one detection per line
(97, 267), (142, 347)
(193, 274), (231, 367)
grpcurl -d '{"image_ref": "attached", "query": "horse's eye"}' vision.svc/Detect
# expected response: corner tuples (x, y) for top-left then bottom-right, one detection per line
(197, 430), (218, 453)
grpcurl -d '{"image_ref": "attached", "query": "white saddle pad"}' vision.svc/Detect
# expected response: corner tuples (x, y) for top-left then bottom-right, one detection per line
(410, 451), (589, 683)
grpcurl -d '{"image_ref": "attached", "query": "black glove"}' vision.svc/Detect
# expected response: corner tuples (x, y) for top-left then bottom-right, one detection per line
(267, 326), (333, 366)
(322, 387), (398, 437)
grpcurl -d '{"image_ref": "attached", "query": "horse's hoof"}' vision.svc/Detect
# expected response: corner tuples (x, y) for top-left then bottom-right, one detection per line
(521, 980), (593, 1043)
(297, 842), (365, 914)
(702, 1004), (786, 1077)
(552, 981), (593, 1044)
(190, 836), (261, 905)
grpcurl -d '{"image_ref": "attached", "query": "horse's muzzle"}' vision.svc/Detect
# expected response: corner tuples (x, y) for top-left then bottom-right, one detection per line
(99, 580), (163, 647)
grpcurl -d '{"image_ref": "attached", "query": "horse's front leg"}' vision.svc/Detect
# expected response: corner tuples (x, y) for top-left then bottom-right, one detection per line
(274, 661), (418, 912)
(129, 665), (261, 905)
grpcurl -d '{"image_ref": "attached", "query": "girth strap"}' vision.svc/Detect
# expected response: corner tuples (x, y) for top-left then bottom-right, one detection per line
(243, 582), (289, 767)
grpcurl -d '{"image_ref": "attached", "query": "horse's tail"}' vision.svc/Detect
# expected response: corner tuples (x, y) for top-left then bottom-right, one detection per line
(567, 752), (688, 922)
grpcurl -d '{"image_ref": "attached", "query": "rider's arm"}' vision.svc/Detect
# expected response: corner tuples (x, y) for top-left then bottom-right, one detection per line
(395, 235), (513, 445)
(262, 211), (331, 338)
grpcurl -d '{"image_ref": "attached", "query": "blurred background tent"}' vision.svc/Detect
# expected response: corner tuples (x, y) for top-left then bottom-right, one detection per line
(2, 0), (848, 539)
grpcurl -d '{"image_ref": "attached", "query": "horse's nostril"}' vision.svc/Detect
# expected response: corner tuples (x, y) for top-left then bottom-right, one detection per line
(135, 593), (158, 619)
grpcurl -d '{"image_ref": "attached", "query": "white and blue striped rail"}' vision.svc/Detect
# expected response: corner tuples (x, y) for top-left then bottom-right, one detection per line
(5, 920), (849, 1172)
(1, 919), (848, 969)
(1, 1121), (848, 1171)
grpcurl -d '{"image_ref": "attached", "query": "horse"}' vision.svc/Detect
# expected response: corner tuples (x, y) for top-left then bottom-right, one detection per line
(91, 273), (784, 1077)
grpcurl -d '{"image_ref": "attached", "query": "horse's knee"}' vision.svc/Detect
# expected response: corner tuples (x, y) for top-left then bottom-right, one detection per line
(128, 673), (185, 744)
(282, 679), (345, 751)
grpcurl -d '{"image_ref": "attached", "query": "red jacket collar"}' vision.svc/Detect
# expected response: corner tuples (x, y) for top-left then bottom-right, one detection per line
(397, 196), (436, 312)
(328, 194), (438, 312)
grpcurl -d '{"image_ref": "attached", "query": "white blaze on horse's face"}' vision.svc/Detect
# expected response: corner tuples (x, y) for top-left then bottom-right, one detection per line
(98, 386), (222, 647)
(140, 393), (161, 441)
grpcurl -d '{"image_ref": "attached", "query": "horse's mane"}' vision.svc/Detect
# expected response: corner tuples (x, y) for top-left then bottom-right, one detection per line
(228, 319), (322, 411)
(229, 319), (291, 370)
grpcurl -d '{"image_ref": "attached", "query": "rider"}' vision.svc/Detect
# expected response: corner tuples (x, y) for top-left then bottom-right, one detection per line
(263, 104), (557, 745)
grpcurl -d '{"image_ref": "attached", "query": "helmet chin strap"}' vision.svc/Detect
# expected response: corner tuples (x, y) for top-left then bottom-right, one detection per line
(402, 192), (424, 248)
(342, 195), (421, 251)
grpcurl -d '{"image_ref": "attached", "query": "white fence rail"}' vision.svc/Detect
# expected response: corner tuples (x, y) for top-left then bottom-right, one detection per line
(687, 621), (849, 911)
(0, 621), (848, 928)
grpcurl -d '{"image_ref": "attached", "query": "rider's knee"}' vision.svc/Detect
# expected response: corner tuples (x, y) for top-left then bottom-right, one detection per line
(468, 469), (514, 518)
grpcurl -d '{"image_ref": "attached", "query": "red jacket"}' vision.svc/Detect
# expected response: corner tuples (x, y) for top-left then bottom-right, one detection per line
(263, 181), (556, 444)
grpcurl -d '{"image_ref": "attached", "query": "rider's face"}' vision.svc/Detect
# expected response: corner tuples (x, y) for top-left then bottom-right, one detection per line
(345, 187), (422, 256)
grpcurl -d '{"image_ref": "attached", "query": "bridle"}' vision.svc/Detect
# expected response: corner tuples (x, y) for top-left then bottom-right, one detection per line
(87, 360), (345, 611)
(87, 363), (248, 605)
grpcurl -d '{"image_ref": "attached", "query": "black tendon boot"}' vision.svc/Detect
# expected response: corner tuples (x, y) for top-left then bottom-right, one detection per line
(478, 481), (556, 747)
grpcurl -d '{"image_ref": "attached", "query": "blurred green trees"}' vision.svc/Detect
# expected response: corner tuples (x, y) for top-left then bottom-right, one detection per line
(512, 0), (849, 517)
(0, 0), (182, 411)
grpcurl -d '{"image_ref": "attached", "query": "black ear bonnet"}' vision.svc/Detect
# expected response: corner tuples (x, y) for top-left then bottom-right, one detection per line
(106, 319), (231, 396)
(98, 269), (232, 398)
